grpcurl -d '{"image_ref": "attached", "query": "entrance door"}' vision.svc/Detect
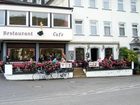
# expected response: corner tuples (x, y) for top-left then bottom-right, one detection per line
(75, 48), (84, 60)
(91, 48), (98, 61)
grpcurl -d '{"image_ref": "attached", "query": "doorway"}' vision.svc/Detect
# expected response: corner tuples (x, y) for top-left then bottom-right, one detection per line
(91, 48), (98, 61)
(75, 48), (84, 60)
(105, 48), (113, 58)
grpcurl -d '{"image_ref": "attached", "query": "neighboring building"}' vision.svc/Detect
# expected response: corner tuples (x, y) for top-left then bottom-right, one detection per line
(48, 0), (140, 61)
(0, 0), (73, 62)
(0, 0), (140, 62)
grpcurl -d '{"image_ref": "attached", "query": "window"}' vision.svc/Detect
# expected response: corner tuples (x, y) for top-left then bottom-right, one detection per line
(74, 0), (82, 6)
(89, 0), (96, 8)
(23, 0), (27, 2)
(0, 10), (5, 25)
(8, 48), (35, 61)
(118, 0), (124, 11)
(31, 12), (49, 26)
(28, 0), (32, 2)
(103, 0), (110, 9)
(40, 48), (63, 61)
(90, 20), (97, 35)
(8, 11), (28, 26)
(36, 0), (41, 4)
(119, 23), (125, 36)
(53, 14), (69, 28)
(75, 20), (83, 34)
(132, 24), (138, 37)
(33, 0), (36, 3)
(104, 21), (111, 36)
(131, 0), (137, 12)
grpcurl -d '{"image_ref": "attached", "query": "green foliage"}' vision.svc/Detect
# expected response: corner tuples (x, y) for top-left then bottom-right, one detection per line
(119, 47), (138, 62)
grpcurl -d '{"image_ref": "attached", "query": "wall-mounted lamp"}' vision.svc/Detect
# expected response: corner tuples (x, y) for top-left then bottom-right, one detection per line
(116, 44), (120, 51)
(87, 44), (90, 50)
(37, 22), (44, 36)
(102, 45), (105, 51)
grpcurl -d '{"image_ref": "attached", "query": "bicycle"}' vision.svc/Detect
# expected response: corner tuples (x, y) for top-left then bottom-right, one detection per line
(32, 63), (47, 80)
(32, 62), (58, 80)
(32, 68), (47, 80)
(58, 68), (69, 79)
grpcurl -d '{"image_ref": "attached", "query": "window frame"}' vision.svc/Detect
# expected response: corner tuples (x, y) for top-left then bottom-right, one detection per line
(132, 23), (138, 37)
(104, 21), (111, 36)
(30, 11), (50, 27)
(119, 22), (125, 36)
(89, 0), (97, 8)
(131, 0), (137, 12)
(90, 20), (98, 35)
(7, 48), (36, 61)
(118, 0), (124, 11)
(103, 0), (110, 10)
(74, 0), (83, 7)
(52, 13), (70, 28)
(74, 20), (84, 35)
(7, 10), (28, 26)
(0, 10), (5, 26)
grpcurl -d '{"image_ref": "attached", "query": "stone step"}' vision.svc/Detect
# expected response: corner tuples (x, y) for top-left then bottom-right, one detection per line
(73, 67), (86, 78)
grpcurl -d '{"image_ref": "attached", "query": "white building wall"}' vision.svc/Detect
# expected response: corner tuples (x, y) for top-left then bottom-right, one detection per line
(66, 0), (140, 60)
(71, 0), (140, 47)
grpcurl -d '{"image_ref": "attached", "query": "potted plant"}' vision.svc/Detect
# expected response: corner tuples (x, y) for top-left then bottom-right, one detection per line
(119, 47), (139, 74)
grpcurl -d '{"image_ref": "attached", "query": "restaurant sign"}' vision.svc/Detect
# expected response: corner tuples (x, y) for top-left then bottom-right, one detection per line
(0, 27), (72, 41)
(3, 31), (33, 36)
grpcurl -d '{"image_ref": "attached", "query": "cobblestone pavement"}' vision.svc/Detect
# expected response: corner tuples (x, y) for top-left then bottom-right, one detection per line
(0, 74), (140, 105)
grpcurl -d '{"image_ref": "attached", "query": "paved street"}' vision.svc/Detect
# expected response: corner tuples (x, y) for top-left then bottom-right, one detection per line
(0, 75), (140, 105)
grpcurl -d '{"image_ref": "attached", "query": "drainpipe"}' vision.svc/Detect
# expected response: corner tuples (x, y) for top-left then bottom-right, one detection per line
(3, 42), (6, 62)
(68, 0), (70, 7)
(36, 43), (39, 62)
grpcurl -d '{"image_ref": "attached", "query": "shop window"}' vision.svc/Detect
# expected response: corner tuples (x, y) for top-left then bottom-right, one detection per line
(31, 12), (49, 26)
(7, 48), (35, 61)
(0, 10), (5, 25)
(39, 48), (64, 61)
(52, 13), (70, 28)
(8, 10), (28, 26)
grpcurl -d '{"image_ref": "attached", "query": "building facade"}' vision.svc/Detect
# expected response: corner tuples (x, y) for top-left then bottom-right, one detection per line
(67, 0), (140, 61)
(0, 0), (73, 62)
(0, 0), (140, 62)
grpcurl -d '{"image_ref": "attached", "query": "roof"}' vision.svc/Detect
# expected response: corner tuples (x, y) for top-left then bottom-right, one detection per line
(0, 0), (73, 10)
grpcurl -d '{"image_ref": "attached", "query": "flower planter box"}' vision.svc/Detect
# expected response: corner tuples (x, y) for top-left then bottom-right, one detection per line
(4, 63), (73, 80)
(4, 72), (74, 80)
(85, 69), (133, 77)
